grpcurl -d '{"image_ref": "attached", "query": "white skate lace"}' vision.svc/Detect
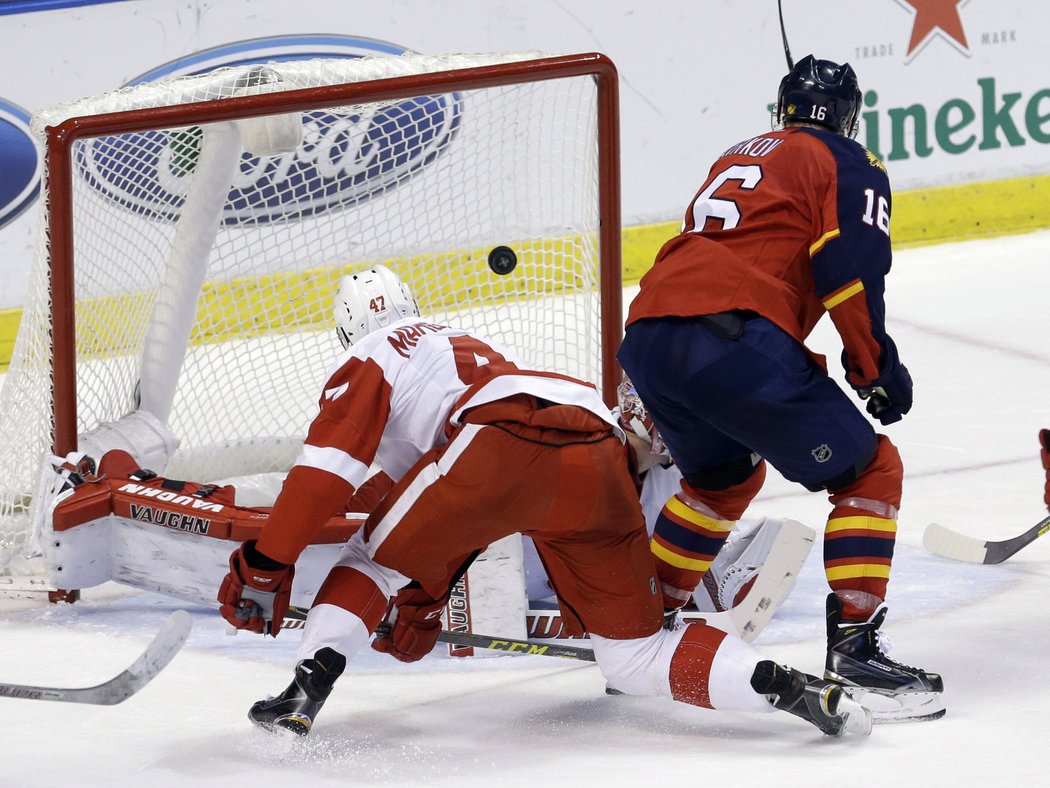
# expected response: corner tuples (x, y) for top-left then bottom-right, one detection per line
(875, 631), (923, 673)
(717, 562), (759, 609)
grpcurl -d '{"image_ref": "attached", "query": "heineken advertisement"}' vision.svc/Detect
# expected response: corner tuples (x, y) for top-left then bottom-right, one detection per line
(864, 79), (1050, 161)
(0, 0), (1046, 319)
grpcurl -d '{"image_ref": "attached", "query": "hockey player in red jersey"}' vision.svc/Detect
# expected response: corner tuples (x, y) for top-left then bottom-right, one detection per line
(1040, 429), (1050, 511)
(618, 55), (943, 723)
(217, 265), (872, 738)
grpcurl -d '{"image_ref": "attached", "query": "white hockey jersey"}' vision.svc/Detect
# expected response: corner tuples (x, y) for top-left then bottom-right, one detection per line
(295, 318), (621, 490)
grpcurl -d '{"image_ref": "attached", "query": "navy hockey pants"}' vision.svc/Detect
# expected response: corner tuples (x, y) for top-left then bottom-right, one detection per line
(617, 314), (877, 492)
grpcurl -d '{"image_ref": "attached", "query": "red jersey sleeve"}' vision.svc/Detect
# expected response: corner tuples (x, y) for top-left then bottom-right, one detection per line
(254, 355), (393, 564)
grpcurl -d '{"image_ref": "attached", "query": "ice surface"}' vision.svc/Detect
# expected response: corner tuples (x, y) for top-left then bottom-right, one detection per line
(2, 230), (1049, 786)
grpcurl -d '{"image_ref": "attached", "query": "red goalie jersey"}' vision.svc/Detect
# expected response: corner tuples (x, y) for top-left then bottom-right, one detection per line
(627, 126), (894, 390)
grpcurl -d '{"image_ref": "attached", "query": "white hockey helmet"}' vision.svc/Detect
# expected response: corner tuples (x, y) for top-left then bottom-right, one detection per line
(334, 265), (420, 349)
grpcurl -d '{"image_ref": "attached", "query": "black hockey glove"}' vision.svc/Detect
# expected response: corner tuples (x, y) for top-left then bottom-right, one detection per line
(845, 337), (913, 426)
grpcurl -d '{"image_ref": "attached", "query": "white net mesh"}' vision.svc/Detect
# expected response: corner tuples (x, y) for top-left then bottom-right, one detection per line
(0, 51), (613, 576)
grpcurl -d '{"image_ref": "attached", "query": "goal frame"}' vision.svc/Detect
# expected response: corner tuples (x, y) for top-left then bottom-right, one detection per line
(42, 51), (623, 459)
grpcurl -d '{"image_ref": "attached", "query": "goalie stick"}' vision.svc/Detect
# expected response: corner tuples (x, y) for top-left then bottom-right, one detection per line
(0, 610), (192, 704)
(923, 515), (1050, 564)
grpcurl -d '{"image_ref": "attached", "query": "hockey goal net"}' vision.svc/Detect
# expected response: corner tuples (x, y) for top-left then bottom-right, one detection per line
(0, 51), (622, 580)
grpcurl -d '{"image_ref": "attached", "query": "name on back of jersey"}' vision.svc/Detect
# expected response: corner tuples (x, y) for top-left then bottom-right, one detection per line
(387, 321), (448, 359)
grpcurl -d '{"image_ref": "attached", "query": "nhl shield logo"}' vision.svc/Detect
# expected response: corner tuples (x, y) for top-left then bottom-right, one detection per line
(811, 444), (833, 463)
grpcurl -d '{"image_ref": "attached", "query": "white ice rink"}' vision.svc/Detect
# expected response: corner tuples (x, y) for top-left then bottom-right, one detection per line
(2, 229), (1049, 787)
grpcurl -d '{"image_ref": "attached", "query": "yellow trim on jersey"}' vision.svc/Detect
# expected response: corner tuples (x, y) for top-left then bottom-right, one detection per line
(665, 496), (734, 532)
(822, 280), (866, 311)
(825, 516), (898, 535)
(809, 228), (841, 257)
(650, 539), (712, 572)
(826, 563), (892, 582)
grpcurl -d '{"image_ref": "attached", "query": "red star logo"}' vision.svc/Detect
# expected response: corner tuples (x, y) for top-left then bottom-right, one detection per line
(897, 0), (970, 58)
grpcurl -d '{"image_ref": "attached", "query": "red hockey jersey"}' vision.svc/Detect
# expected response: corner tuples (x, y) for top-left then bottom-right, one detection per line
(627, 126), (893, 389)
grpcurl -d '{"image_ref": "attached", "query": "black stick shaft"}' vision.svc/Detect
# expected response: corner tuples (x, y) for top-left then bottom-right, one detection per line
(778, 0), (794, 69)
(286, 606), (596, 661)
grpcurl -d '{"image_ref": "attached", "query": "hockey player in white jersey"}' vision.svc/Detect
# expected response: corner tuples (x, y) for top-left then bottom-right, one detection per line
(217, 266), (872, 738)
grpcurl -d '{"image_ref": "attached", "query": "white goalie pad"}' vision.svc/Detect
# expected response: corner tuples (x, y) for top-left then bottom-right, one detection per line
(444, 533), (528, 657)
(42, 460), (528, 653)
(46, 469), (361, 609)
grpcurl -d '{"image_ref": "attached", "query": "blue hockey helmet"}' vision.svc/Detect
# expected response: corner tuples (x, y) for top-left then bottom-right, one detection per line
(773, 55), (862, 139)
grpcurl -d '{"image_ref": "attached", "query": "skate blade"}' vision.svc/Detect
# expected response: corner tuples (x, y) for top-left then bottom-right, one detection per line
(248, 709), (313, 737)
(836, 695), (874, 736)
(842, 687), (946, 724)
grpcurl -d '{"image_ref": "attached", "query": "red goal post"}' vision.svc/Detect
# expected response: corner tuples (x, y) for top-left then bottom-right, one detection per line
(0, 51), (623, 581)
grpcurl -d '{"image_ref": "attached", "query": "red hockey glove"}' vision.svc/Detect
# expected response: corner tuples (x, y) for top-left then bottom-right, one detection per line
(1040, 429), (1050, 512)
(218, 540), (294, 637)
(371, 585), (446, 663)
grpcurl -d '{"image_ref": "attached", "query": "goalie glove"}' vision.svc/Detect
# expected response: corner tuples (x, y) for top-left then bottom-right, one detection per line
(218, 541), (294, 637)
(371, 585), (446, 663)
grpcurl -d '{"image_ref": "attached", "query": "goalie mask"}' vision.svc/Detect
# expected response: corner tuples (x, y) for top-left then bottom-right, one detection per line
(334, 265), (420, 349)
(773, 54), (862, 139)
(616, 374), (668, 459)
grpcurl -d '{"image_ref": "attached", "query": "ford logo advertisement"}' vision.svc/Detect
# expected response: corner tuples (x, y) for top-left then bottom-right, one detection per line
(0, 99), (41, 231)
(75, 35), (462, 225)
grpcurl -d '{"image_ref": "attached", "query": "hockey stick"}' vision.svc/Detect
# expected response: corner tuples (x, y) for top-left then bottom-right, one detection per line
(923, 516), (1050, 564)
(0, 610), (192, 704)
(777, 0), (794, 70)
(379, 621), (596, 661)
(284, 607), (596, 661)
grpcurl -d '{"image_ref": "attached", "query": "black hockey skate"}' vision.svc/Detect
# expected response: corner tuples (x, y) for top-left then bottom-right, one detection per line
(825, 593), (944, 724)
(248, 647), (346, 736)
(751, 660), (871, 736)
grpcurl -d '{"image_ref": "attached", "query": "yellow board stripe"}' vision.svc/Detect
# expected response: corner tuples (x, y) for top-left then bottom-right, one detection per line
(650, 539), (712, 572)
(822, 280), (865, 311)
(7, 172), (1050, 370)
(665, 496), (733, 532)
(826, 516), (897, 535)
(826, 563), (892, 582)
(2, 240), (589, 365)
(809, 228), (841, 257)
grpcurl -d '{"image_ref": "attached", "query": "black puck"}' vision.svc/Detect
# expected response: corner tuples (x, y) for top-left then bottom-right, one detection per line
(487, 245), (518, 275)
